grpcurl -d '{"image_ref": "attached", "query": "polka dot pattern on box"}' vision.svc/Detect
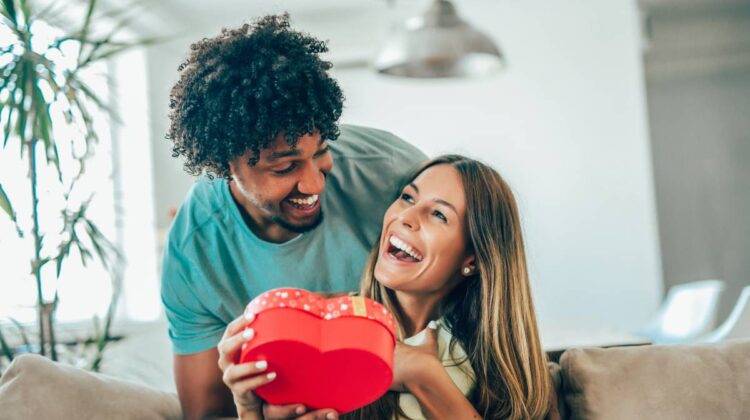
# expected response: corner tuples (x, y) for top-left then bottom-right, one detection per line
(245, 288), (396, 335)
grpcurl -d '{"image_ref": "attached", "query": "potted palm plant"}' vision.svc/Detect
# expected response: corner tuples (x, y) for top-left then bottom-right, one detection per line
(0, 0), (154, 371)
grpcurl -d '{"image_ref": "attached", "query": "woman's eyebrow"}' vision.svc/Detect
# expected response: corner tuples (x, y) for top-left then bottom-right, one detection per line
(433, 198), (457, 214)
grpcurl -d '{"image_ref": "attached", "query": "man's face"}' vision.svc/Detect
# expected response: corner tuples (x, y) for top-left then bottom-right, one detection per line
(228, 131), (333, 242)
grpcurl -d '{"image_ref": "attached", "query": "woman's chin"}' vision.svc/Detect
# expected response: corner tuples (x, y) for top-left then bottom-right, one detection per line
(374, 264), (406, 290)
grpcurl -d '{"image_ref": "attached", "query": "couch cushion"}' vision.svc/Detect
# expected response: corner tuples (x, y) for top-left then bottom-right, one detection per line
(560, 339), (750, 420)
(547, 361), (566, 420)
(0, 354), (182, 420)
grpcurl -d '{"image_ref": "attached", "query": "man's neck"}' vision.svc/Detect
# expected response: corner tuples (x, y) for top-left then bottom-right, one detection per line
(228, 180), (297, 244)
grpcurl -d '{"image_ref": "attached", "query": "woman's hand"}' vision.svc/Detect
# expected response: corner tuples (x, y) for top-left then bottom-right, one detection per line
(217, 311), (274, 417)
(217, 311), (340, 420)
(391, 321), (441, 392)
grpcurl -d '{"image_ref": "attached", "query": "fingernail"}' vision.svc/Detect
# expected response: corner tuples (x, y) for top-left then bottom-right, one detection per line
(244, 311), (255, 321)
(326, 412), (337, 420)
(295, 406), (306, 415)
(427, 320), (437, 330)
(255, 360), (267, 370)
(266, 372), (277, 380)
(242, 328), (255, 340)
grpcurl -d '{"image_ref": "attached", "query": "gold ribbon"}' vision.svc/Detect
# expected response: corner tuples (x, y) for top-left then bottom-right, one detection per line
(351, 296), (367, 317)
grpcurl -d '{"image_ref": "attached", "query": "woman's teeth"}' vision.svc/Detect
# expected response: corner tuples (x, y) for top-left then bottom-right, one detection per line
(389, 235), (423, 261)
(288, 194), (319, 208)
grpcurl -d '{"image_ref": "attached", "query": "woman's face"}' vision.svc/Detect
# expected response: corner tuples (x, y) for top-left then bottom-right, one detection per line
(374, 164), (473, 295)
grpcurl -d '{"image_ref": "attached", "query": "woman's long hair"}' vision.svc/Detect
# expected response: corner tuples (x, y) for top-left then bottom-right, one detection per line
(344, 155), (552, 420)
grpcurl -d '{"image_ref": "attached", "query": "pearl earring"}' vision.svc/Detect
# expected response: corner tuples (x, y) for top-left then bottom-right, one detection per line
(463, 267), (471, 275)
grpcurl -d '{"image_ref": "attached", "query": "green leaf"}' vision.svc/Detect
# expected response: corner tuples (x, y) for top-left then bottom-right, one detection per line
(55, 238), (72, 277)
(73, 79), (113, 115)
(9, 318), (30, 349)
(77, 0), (97, 64)
(18, 0), (29, 23)
(14, 60), (30, 144)
(0, 325), (14, 363)
(0, 58), (20, 92)
(32, 88), (62, 182)
(85, 219), (121, 271)
(0, 183), (16, 222)
(1, 0), (17, 25)
(2, 106), (14, 148)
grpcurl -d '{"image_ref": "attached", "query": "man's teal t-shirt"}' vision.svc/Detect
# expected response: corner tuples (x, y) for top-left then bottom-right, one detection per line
(161, 125), (427, 354)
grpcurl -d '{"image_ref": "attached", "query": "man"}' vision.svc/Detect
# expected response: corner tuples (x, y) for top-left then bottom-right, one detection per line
(161, 14), (426, 419)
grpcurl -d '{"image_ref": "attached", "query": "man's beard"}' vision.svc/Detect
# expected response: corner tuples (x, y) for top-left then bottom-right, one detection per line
(271, 209), (324, 234)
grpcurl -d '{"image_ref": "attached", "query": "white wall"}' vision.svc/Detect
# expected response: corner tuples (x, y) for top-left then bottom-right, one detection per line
(643, 0), (750, 322)
(144, 0), (663, 335)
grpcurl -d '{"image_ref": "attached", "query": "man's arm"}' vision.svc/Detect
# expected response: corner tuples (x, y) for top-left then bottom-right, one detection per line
(174, 348), (236, 420)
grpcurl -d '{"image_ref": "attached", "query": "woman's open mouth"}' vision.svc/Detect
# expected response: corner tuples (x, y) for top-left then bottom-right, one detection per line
(385, 235), (423, 263)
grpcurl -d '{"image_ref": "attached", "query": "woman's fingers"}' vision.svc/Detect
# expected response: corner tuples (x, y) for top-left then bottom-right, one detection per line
(217, 328), (255, 369)
(263, 403), (308, 419)
(231, 369), (277, 396)
(219, 327), (254, 356)
(297, 409), (339, 420)
(222, 359), (269, 384)
(421, 320), (439, 352)
(222, 310), (256, 341)
(263, 403), (338, 420)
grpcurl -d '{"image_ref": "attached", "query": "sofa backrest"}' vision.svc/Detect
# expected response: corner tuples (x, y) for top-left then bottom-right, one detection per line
(557, 339), (750, 420)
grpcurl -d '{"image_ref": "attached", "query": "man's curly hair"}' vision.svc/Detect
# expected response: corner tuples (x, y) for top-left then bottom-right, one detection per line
(167, 14), (344, 178)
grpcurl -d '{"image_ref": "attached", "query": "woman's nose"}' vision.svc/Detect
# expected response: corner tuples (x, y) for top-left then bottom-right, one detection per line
(397, 206), (420, 230)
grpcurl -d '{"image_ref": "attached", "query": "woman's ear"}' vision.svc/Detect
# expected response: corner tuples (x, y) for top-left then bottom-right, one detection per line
(460, 255), (477, 277)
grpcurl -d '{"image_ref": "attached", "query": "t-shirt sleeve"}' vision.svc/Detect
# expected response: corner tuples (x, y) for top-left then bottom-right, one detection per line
(160, 241), (226, 355)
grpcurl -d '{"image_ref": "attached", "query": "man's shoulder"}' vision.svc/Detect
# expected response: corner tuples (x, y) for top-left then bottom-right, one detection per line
(166, 177), (228, 251)
(333, 124), (426, 162)
(322, 125), (426, 230)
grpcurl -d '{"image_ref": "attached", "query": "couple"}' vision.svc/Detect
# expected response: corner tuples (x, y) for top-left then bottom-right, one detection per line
(162, 15), (556, 420)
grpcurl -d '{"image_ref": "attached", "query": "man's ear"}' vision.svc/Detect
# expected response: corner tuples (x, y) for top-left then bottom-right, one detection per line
(460, 255), (477, 277)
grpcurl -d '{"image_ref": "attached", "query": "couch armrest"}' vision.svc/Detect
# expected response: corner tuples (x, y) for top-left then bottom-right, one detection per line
(0, 354), (182, 420)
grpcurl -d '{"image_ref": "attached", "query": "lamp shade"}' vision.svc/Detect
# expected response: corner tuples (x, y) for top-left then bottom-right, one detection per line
(375, 0), (503, 78)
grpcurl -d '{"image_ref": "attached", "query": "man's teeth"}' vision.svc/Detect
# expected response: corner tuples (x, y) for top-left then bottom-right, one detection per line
(389, 236), (423, 261)
(288, 195), (319, 206)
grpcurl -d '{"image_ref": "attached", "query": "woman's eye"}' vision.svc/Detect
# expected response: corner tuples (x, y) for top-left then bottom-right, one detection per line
(400, 193), (414, 203)
(432, 210), (448, 223)
(272, 163), (297, 175)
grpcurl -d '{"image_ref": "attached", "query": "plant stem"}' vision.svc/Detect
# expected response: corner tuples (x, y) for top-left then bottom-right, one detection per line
(28, 139), (58, 361)
(28, 138), (47, 358)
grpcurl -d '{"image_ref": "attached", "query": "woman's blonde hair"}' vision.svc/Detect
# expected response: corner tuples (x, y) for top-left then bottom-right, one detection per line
(344, 155), (552, 420)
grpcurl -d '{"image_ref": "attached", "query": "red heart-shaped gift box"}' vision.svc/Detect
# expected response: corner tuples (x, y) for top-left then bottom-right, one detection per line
(239, 288), (396, 414)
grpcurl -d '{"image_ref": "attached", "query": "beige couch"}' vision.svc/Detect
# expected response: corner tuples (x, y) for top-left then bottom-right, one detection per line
(2, 337), (749, 419)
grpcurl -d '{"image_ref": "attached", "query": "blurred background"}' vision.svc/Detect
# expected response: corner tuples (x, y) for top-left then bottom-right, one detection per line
(1, 0), (748, 375)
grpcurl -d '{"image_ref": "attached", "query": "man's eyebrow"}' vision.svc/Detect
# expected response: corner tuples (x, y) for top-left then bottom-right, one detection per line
(267, 149), (301, 162)
(267, 139), (327, 162)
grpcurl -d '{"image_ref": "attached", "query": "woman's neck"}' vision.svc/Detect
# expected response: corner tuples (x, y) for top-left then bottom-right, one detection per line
(395, 291), (443, 337)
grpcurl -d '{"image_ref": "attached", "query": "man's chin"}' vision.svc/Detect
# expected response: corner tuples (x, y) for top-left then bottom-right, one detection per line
(273, 210), (324, 234)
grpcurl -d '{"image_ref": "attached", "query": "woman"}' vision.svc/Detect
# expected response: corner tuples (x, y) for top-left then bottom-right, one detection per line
(220, 155), (555, 419)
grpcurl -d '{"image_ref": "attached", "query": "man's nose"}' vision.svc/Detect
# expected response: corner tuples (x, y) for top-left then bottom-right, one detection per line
(297, 163), (325, 195)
